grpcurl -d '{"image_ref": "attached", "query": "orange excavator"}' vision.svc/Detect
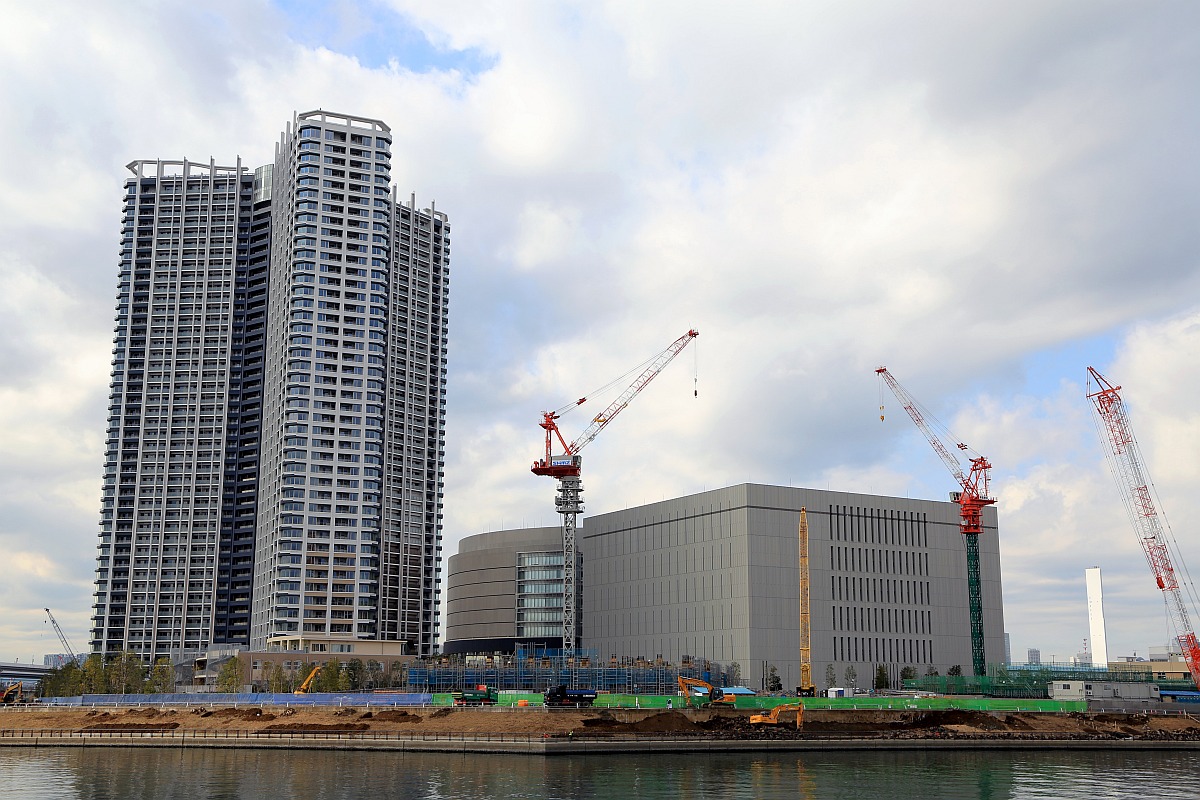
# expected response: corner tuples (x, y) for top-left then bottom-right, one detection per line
(293, 665), (321, 695)
(677, 676), (736, 708)
(750, 703), (803, 726)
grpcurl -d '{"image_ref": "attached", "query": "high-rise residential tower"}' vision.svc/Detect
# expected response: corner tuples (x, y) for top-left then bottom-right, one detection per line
(249, 111), (448, 654)
(92, 111), (449, 661)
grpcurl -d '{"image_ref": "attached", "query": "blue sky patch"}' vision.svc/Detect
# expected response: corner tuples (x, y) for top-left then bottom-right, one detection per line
(275, 0), (496, 75)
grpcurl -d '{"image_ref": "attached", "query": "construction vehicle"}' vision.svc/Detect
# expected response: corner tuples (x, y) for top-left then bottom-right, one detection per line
(797, 508), (816, 696)
(531, 329), (699, 654)
(749, 703), (803, 726)
(677, 676), (737, 707)
(294, 665), (321, 695)
(877, 367), (995, 677)
(452, 685), (499, 705)
(1, 682), (23, 704)
(543, 685), (597, 707)
(1086, 368), (1200, 689)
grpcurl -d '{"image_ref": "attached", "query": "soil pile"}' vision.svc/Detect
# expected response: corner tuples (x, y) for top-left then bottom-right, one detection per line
(3, 705), (1199, 742)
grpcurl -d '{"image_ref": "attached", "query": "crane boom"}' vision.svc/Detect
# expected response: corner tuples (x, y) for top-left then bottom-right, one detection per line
(1086, 367), (1200, 688)
(876, 367), (994, 677)
(531, 329), (699, 655)
(44, 608), (82, 666)
(532, 329), (699, 479)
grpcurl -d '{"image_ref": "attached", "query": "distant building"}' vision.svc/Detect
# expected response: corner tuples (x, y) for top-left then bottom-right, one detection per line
(1027, 648), (1042, 665)
(1004, 632), (1011, 665)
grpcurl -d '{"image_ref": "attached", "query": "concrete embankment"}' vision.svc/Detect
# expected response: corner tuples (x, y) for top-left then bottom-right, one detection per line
(3, 704), (1199, 754)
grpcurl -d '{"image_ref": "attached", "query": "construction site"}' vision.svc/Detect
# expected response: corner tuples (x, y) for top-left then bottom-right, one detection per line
(17, 337), (1200, 736)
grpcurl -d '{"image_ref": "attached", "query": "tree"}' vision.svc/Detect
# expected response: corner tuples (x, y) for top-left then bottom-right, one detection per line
(40, 662), (83, 698)
(727, 662), (742, 686)
(317, 657), (342, 692)
(766, 664), (782, 693)
(947, 664), (963, 676)
(365, 660), (383, 689)
(80, 654), (108, 694)
(216, 656), (243, 693)
(824, 664), (836, 690)
(874, 664), (890, 691)
(147, 658), (175, 693)
(924, 665), (940, 677)
(900, 666), (917, 682)
(109, 651), (146, 694)
(346, 658), (365, 691)
(268, 663), (287, 693)
(844, 665), (857, 689)
(385, 660), (406, 689)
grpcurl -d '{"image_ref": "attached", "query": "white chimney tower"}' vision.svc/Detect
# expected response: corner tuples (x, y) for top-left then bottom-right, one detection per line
(1086, 567), (1109, 668)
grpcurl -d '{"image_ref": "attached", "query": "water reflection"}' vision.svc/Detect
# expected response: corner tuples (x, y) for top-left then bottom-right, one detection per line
(0, 747), (1196, 800)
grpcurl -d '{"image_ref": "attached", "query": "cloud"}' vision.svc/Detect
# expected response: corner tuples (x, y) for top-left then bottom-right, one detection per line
(2, 0), (1200, 665)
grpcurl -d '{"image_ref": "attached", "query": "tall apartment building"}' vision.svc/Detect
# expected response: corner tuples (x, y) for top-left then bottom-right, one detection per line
(91, 111), (449, 661)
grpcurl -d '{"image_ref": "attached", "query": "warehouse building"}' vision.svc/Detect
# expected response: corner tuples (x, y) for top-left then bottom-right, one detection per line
(443, 483), (1004, 690)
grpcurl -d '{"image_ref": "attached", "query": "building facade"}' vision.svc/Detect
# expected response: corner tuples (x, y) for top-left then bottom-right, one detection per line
(580, 484), (1004, 691)
(92, 111), (449, 662)
(92, 159), (259, 658)
(442, 527), (570, 654)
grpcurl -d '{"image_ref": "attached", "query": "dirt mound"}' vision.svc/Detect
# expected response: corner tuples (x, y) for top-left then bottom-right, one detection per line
(202, 708), (277, 722)
(581, 711), (702, 735)
(430, 707), (454, 719)
(261, 722), (369, 732)
(83, 722), (180, 732)
(372, 710), (421, 724)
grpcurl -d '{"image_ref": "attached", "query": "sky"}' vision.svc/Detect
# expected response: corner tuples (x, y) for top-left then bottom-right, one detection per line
(1, 0), (1199, 667)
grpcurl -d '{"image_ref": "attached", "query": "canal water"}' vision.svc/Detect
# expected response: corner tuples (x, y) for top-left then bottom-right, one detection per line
(1, 747), (1196, 799)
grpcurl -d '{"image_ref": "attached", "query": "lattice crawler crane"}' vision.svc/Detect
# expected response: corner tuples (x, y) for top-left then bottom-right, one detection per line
(532, 329), (699, 655)
(1086, 367), (1200, 688)
(876, 367), (995, 677)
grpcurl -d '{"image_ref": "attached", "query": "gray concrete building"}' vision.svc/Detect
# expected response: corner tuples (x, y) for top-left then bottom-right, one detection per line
(443, 484), (1005, 691)
(92, 111), (449, 662)
(582, 484), (1004, 691)
(443, 526), (571, 654)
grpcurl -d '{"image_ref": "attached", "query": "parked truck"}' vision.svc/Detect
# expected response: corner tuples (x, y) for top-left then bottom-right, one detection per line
(452, 685), (499, 705)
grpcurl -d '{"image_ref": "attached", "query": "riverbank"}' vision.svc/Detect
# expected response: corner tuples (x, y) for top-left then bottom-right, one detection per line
(2, 704), (1199, 753)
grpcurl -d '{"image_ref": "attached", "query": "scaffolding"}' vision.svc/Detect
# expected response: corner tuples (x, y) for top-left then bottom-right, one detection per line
(406, 648), (732, 693)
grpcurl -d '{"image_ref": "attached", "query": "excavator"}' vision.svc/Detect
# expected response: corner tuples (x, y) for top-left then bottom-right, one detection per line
(293, 665), (321, 695)
(1, 682), (23, 704)
(749, 703), (803, 726)
(677, 676), (736, 708)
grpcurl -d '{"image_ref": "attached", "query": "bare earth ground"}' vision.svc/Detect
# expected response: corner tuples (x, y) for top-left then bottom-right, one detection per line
(3, 706), (1200, 741)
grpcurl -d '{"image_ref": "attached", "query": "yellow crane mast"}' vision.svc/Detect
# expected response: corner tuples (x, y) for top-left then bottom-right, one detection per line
(798, 508), (815, 696)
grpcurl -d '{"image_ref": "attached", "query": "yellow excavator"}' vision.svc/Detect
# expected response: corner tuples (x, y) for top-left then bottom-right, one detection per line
(749, 703), (803, 726)
(294, 665), (321, 695)
(1, 682), (23, 704)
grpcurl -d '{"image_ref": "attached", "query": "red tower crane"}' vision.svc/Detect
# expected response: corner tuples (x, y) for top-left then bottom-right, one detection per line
(876, 367), (994, 677)
(532, 329), (699, 654)
(1086, 367), (1200, 688)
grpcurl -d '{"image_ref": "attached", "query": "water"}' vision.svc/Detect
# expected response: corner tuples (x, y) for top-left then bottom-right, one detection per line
(1, 747), (1196, 799)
